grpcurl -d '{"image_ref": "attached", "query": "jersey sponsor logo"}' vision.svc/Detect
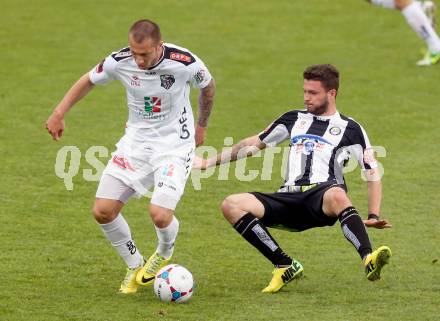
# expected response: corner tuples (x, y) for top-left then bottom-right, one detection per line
(131, 75), (140, 87)
(115, 51), (131, 58)
(96, 59), (105, 73)
(144, 96), (162, 112)
(170, 52), (192, 62)
(329, 126), (341, 135)
(160, 74), (175, 90)
(194, 69), (206, 84)
(291, 134), (333, 156)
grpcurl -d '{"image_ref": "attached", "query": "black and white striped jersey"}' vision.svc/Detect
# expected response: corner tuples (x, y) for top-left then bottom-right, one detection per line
(259, 110), (377, 186)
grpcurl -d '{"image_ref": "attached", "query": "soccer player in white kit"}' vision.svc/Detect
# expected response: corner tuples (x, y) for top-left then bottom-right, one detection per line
(45, 19), (216, 294)
(366, 0), (440, 65)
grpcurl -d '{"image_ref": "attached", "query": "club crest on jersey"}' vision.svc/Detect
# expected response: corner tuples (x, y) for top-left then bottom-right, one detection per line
(291, 134), (332, 156)
(170, 52), (191, 62)
(160, 74), (175, 90)
(144, 96), (162, 112)
(329, 126), (341, 135)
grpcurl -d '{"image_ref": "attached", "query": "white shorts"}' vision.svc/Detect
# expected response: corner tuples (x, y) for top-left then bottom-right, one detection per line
(96, 147), (194, 210)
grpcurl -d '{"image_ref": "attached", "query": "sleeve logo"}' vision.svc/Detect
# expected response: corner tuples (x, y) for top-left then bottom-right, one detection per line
(194, 69), (206, 84)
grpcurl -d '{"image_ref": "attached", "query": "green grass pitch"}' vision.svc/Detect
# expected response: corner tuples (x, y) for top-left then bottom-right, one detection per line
(1, 0), (439, 320)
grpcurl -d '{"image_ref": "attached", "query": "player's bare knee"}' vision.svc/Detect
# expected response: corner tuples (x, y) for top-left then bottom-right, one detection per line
(150, 205), (174, 228)
(92, 203), (115, 224)
(221, 195), (241, 223)
(331, 190), (351, 213)
(323, 187), (352, 217)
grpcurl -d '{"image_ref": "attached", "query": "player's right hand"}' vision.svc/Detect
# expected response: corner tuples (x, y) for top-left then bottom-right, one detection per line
(45, 112), (65, 141)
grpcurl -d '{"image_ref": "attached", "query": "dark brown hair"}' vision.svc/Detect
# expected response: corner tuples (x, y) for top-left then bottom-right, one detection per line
(303, 64), (339, 91)
(129, 19), (162, 44)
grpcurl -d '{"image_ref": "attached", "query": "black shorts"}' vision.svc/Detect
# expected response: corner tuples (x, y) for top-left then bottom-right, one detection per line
(251, 181), (346, 232)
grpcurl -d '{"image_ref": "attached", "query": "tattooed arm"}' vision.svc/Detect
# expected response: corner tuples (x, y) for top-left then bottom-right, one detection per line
(195, 78), (216, 146)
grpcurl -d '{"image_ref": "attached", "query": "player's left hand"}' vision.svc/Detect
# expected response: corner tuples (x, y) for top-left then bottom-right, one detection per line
(192, 156), (207, 170)
(363, 218), (392, 229)
(195, 124), (207, 146)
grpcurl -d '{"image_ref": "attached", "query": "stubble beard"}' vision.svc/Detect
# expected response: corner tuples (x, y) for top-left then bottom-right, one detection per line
(307, 99), (329, 116)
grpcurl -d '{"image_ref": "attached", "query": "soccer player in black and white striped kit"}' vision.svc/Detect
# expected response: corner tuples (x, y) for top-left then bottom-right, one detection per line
(195, 64), (392, 293)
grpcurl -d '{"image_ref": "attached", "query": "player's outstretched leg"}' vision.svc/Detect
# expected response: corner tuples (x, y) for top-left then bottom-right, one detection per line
(364, 246), (392, 281)
(222, 194), (303, 293)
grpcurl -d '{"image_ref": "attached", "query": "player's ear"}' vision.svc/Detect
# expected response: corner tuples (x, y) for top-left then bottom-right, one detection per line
(328, 88), (337, 99)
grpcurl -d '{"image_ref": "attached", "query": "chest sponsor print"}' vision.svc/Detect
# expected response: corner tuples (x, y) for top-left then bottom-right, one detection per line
(291, 134), (333, 156)
(144, 96), (162, 112)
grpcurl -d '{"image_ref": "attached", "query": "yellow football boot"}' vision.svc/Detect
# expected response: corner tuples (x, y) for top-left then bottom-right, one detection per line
(262, 260), (304, 293)
(365, 246), (392, 281)
(136, 251), (170, 286)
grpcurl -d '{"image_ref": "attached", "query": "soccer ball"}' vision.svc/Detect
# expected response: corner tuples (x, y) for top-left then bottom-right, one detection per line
(154, 264), (194, 303)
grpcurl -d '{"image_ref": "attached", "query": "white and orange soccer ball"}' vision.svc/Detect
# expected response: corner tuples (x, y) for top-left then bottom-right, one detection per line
(154, 264), (194, 303)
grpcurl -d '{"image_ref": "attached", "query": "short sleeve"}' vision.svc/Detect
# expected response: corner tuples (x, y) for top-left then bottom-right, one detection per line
(89, 55), (117, 85)
(188, 54), (212, 89)
(349, 122), (378, 170)
(258, 111), (298, 147)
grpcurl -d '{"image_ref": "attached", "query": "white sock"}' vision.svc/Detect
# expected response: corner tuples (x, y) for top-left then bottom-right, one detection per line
(99, 214), (143, 269)
(371, 0), (396, 9)
(402, 1), (440, 52)
(155, 216), (179, 259)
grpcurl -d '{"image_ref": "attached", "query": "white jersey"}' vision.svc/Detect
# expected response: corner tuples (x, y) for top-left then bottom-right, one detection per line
(89, 43), (212, 153)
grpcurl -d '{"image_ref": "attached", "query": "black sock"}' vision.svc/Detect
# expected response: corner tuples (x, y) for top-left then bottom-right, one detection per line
(233, 213), (292, 267)
(338, 207), (372, 260)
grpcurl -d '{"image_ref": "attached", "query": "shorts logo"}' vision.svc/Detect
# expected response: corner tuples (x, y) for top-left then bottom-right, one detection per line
(160, 74), (175, 90)
(162, 164), (175, 177)
(144, 96), (162, 112)
(329, 126), (341, 135)
(112, 155), (135, 171)
(170, 52), (191, 62)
